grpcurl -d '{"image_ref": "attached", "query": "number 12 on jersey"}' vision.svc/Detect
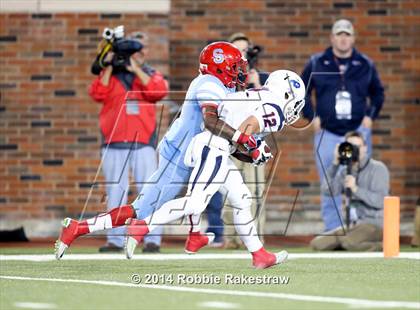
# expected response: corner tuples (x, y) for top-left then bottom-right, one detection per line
(263, 112), (277, 128)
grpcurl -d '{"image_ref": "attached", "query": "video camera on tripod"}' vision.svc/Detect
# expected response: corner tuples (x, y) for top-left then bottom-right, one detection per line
(91, 25), (144, 75)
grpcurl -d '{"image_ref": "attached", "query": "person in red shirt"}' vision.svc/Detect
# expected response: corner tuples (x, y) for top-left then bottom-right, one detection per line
(89, 32), (168, 252)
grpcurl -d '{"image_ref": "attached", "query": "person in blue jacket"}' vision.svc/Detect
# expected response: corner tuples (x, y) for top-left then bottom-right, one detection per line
(301, 19), (385, 232)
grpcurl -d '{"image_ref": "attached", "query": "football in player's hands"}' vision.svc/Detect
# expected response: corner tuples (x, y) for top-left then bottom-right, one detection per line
(250, 140), (273, 166)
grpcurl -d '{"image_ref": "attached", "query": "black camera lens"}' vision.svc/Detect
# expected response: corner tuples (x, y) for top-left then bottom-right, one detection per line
(246, 45), (262, 69)
(338, 141), (359, 165)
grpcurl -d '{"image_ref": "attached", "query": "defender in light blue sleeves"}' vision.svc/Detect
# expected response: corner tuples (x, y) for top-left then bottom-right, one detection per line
(55, 41), (255, 260)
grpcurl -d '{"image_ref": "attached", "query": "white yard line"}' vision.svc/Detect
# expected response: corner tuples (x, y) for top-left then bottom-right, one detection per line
(0, 252), (419, 262)
(14, 302), (56, 309)
(1, 275), (419, 309)
(198, 301), (240, 309)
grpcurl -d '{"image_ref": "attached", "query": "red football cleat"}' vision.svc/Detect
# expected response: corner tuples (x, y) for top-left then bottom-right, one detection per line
(184, 232), (215, 254)
(54, 218), (86, 260)
(125, 219), (149, 259)
(252, 247), (288, 269)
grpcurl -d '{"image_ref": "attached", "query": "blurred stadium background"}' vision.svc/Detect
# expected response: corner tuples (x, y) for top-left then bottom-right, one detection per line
(0, 0), (419, 240)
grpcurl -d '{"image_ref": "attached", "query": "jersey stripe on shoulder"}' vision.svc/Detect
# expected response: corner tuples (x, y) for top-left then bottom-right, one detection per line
(264, 103), (285, 131)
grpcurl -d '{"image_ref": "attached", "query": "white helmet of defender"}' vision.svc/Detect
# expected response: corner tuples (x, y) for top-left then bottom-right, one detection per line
(264, 70), (306, 125)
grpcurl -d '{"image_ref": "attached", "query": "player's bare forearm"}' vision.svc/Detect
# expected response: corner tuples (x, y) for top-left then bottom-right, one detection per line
(202, 106), (237, 140)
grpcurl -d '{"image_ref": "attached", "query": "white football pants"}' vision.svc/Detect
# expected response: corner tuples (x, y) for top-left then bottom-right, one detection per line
(145, 132), (263, 252)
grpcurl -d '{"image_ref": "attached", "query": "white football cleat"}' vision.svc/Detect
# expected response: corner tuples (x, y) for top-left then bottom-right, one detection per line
(124, 219), (149, 259)
(54, 240), (68, 260)
(275, 250), (289, 264)
(125, 236), (138, 260)
(54, 218), (80, 260)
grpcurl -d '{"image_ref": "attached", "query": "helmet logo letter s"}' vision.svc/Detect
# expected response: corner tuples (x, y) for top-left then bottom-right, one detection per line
(212, 48), (225, 64)
(199, 41), (244, 88)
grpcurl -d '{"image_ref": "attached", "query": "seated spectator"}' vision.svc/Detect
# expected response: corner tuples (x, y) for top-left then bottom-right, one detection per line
(310, 131), (390, 251)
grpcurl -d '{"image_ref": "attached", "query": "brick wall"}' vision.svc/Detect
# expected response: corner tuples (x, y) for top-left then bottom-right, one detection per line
(0, 12), (170, 235)
(169, 0), (420, 234)
(0, 0), (419, 236)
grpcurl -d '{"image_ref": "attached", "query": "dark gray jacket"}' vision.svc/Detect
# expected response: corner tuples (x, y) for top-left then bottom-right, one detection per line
(321, 157), (390, 227)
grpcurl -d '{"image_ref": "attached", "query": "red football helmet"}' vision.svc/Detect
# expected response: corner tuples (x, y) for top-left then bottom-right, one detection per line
(199, 41), (248, 88)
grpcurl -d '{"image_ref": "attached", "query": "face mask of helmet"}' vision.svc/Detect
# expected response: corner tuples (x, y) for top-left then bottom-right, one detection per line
(236, 59), (249, 87)
(283, 99), (305, 125)
(224, 59), (248, 88)
(263, 70), (306, 125)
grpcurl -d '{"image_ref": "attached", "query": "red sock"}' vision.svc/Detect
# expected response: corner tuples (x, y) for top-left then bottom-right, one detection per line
(76, 221), (89, 235)
(108, 204), (136, 226)
(79, 205), (136, 234)
(251, 246), (268, 258)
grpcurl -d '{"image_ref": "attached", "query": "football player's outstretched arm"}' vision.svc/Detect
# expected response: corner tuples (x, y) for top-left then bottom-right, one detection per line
(202, 105), (258, 150)
(202, 105), (236, 138)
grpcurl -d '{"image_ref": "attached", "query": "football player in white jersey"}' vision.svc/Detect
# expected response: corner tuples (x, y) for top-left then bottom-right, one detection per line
(54, 42), (260, 260)
(125, 70), (306, 269)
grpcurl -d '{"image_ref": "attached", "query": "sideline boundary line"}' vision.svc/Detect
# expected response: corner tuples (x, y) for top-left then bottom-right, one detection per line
(1, 252), (419, 262)
(1, 275), (419, 309)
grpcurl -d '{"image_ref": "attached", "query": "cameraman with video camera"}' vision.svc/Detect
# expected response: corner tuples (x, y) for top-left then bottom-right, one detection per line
(310, 131), (390, 251)
(89, 27), (168, 253)
(229, 32), (268, 89)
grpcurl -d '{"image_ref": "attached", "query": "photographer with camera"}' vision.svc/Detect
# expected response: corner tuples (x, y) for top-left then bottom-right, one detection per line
(310, 131), (390, 251)
(89, 27), (168, 253)
(229, 32), (268, 89)
(301, 19), (385, 232)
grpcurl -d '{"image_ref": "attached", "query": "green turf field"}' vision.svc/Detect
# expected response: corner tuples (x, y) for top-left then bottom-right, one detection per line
(1, 247), (419, 310)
